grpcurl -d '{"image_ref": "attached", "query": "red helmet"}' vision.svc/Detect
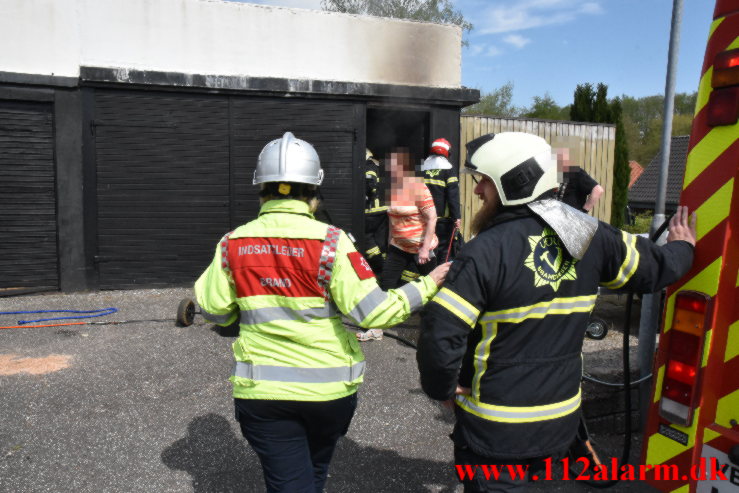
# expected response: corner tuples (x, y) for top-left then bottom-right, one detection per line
(430, 138), (451, 157)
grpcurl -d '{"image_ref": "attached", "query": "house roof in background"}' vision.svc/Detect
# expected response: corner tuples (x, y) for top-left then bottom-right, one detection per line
(628, 135), (690, 211)
(628, 160), (644, 188)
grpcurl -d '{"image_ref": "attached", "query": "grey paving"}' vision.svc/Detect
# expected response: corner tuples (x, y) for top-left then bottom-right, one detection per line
(0, 289), (656, 492)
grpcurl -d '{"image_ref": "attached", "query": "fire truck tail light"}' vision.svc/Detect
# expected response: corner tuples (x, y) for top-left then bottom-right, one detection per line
(708, 49), (739, 126)
(658, 291), (711, 426)
(712, 49), (739, 87)
(666, 360), (697, 385)
(714, 48), (739, 70)
(675, 296), (707, 314)
(707, 87), (739, 126)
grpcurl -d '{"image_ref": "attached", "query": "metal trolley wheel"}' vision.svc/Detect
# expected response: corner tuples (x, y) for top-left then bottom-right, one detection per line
(176, 298), (197, 327)
(585, 317), (609, 340)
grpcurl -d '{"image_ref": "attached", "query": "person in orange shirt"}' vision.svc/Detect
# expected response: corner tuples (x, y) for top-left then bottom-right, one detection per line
(358, 149), (439, 342)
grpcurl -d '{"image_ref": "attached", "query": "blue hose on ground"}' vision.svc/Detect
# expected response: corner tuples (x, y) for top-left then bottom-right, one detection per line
(0, 308), (118, 325)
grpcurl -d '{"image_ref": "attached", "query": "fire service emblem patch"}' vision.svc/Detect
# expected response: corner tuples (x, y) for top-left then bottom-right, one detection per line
(524, 227), (577, 291)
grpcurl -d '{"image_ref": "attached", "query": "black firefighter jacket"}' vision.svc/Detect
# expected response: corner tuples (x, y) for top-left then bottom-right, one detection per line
(417, 206), (694, 459)
(423, 167), (461, 221)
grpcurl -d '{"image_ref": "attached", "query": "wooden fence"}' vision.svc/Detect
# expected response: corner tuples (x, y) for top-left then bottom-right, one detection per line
(458, 116), (616, 240)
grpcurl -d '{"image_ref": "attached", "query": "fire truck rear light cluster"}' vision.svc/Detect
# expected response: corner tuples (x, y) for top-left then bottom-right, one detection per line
(707, 87), (739, 126)
(675, 296), (707, 314)
(658, 291), (711, 427)
(708, 49), (739, 126)
(666, 360), (697, 385)
(713, 48), (739, 71)
(712, 49), (739, 87)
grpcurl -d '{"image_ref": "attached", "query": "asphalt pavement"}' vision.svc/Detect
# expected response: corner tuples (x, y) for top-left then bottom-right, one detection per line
(0, 288), (657, 492)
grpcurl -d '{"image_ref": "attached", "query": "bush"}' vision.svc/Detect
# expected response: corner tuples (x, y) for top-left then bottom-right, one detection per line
(623, 211), (652, 234)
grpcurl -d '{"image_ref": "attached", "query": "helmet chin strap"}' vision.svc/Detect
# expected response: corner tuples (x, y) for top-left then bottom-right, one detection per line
(527, 199), (599, 260)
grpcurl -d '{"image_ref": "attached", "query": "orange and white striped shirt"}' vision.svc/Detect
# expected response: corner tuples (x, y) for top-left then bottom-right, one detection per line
(388, 180), (438, 254)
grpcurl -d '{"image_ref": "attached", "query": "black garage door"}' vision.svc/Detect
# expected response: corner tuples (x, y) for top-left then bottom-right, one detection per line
(230, 98), (358, 233)
(93, 91), (359, 289)
(93, 91), (230, 288)
(0, 100), (58, 292)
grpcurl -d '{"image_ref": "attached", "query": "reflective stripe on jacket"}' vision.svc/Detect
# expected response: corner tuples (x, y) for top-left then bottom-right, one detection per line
(196, 199), (439, 402)
(422, 167), (460, 220)
(417, 206), (694, 458)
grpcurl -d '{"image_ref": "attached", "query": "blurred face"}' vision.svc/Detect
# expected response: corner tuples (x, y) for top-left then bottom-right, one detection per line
(473, 174), (498, 205)
(471, 174), (501, 235)
(388, 150), (412, 185)
(556, 148), (571, 178)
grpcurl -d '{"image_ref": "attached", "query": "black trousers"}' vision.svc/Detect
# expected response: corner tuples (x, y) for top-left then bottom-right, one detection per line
(235, 394), (357, 493)
(380, 244), (437, 290)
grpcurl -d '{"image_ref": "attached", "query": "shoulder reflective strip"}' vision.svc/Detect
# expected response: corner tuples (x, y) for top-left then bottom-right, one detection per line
(220, 231), (234, 276)
(432, 288), (479, 327)
(480, 296), (597, 324)
(201, 308), (233, 325)
(398, 282), (424, 312)
(424, 179), (446, 187)
(234, 360), (365, 383)
(366, 170), (378, 178)
(455, 390), (581, 423)
(447, 176), (459, 184)
(365, 206), (388, 213)
(240, 304), (338, 325)
(317, 226), (342, 299)
(602, 231), (639, 289)
(347, 286), (389, 324)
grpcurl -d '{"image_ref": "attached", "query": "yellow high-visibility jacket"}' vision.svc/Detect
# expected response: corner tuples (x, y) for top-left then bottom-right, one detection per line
(195, 199), (439, 402)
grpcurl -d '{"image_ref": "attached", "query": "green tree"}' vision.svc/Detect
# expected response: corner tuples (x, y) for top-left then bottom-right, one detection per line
(321, 0), (472, 43)
(673, 92), (698, 115)
(463, 82), (522, 117)
(593, 83), (612, 123)
(610, 99), (630, 229)
(620, 92), (697, 165)
(569, 83), (630, 227)
(570, 83), (595, 122)
(522, 93), (569, 120)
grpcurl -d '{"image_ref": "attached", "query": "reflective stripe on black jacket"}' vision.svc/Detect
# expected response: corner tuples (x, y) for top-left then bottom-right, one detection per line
(423, 168), (460, 220)
(417, 206), (694, 459)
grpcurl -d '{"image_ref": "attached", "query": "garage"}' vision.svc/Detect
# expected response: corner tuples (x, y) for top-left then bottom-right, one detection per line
(1, 0), (477, 292)
(91, 91), (363, 288)
(0, 100), (58, 293)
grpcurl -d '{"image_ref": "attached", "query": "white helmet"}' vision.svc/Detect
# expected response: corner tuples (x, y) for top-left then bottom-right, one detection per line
(464, 132), (557, 206)
(253, 132), (323, 186)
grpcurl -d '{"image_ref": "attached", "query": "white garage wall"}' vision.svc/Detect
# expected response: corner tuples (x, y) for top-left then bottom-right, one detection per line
(1, 0), (462, 88)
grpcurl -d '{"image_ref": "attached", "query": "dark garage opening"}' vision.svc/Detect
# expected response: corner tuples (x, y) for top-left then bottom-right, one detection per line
(366, 107), (430, 191)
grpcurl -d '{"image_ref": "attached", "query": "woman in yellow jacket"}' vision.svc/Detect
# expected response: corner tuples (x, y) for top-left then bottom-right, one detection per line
(195, 132), (449, 493)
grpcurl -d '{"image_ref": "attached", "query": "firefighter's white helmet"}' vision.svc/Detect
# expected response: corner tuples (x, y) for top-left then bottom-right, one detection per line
(254, 132), (323, 186)
(464, 132), (556, 206)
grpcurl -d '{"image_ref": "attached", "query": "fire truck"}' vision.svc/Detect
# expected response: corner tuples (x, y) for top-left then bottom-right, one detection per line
(641, 1), (739, 491)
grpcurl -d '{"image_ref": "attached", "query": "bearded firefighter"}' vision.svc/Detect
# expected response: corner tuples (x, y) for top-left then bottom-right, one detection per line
(417, 132), (696, 492)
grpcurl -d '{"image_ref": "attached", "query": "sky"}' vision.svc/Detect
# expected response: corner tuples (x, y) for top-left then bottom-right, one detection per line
(238, 0), (715, 108)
